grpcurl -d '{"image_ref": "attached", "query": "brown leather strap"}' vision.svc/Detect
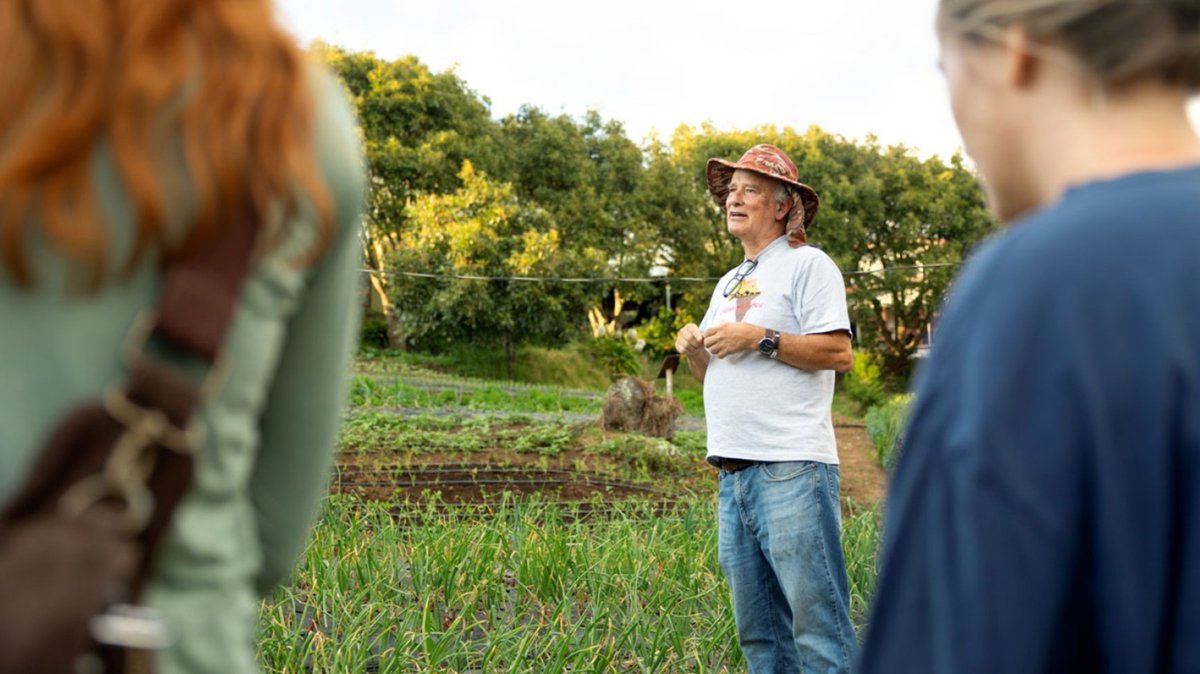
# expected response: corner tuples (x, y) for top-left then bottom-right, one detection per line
(706, 456), (759, 473)
(154, 208), (258, 361)
(0, 207), (261, 674)
(129, 209), (259, 588)
(2, 209), (258, 546)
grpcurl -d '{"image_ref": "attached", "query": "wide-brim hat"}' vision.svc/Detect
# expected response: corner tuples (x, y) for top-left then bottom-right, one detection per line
(705, 144), (820, 244)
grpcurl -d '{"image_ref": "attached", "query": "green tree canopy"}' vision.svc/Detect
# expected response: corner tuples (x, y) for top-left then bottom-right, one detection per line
(317, 45), (998, 380)
(391, 162), (603, 359)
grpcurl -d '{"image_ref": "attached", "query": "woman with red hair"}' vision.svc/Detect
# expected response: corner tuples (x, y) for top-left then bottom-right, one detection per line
(0, 1), (364, 671)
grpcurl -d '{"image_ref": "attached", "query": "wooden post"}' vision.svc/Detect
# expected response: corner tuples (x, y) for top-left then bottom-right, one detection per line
(657, 354), (680, 397)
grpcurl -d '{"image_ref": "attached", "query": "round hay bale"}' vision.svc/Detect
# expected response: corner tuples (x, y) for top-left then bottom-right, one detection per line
(600, 376), (648, 433)
(641, 393), (683, 440)
(599, 376), (681, 439)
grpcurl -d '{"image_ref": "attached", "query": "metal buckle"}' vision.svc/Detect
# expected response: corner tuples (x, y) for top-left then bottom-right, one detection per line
(90, 603), (173, 650)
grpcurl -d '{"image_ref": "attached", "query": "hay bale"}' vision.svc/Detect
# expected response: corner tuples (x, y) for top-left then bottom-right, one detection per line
(641, 393), (682, 440)
(600, 377), (648, 433)
(599, 376), (682, 440)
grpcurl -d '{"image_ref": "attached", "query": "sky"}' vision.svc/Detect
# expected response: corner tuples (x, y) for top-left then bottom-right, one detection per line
(274, 0), (1200, 162)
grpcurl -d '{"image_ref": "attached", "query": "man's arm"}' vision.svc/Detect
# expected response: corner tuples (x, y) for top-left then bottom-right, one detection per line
(701, 322), (852, 372)
(778, 329), (851, 372)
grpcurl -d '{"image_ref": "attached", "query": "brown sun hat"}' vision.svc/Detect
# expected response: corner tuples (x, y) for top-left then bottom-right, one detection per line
(706, 144), (820, 246)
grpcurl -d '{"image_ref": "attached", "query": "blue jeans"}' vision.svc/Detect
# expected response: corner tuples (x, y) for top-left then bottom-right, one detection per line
(717, 461), (856, 674)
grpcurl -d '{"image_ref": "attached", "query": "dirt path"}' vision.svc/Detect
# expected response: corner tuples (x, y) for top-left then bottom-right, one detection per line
(833, 412), (888, 506)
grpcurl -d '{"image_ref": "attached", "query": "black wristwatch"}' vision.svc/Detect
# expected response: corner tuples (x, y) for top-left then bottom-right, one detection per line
(757, 328), (780, 359)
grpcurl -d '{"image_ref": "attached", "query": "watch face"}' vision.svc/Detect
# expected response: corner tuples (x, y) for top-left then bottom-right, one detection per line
(757, 336), (774, 355)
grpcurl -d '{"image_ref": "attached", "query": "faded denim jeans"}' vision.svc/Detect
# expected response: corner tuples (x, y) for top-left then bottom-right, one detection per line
(717, 460), (857, 674)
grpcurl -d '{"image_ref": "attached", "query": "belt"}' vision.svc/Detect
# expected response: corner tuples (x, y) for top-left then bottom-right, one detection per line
(707, 456), (759, 473)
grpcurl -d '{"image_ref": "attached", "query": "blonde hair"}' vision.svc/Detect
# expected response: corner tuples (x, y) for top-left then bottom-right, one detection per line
(0, 0), (333, 289)
(940, 0), (1200, 90)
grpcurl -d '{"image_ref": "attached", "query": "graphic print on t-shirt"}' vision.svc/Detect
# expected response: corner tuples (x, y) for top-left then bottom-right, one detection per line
(722, 277), (761, 323)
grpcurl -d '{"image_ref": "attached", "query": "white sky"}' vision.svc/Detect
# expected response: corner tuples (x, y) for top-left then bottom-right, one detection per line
(274, 0), (1200, 161)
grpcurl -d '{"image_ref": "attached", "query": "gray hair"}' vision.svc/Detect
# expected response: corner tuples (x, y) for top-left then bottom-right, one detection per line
(774, 182), (791, 206)
(940, 0), (1200, 90)
(773, 182), (807, 228)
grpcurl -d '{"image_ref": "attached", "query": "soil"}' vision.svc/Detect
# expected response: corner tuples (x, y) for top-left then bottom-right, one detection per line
(332, 413), (888, 509)
(831, 412), (888, 506)
(332, 460), (658, 503)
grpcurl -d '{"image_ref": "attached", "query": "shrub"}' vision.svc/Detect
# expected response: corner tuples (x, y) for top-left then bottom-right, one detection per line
(842, 348), (888, 413)
(359, 313), (390, 350)
(864, 393), (914, 472)
(590, 335), (642, 381)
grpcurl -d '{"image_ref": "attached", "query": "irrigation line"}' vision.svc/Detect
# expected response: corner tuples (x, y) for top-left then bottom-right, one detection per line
(332, 466), (661, 494)
(335, 463), (611, 476)
(360, 261), (962, 283)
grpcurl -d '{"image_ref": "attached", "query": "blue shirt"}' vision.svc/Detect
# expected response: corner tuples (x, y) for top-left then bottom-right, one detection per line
(859, 166), (1200, 673)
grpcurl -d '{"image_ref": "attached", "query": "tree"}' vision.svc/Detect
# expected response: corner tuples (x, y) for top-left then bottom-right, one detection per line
(389, 162), (603, 359)
(836, 148), (993, 376)
(495, 108), (656, 275)
(312, 43), (503, 347)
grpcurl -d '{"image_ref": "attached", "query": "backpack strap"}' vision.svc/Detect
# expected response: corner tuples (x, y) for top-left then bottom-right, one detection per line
(0, 207), (260, 606)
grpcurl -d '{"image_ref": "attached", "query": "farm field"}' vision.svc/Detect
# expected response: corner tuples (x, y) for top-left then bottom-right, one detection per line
(257, 356), (886, 673)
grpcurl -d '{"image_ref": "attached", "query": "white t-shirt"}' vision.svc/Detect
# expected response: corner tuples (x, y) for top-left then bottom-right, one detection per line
(699, 236), (851, 464)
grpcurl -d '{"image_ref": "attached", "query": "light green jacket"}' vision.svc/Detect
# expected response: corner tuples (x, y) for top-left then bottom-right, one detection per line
(0, 66), (365, 673)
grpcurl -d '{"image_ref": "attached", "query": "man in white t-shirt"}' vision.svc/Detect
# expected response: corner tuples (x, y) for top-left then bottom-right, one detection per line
(674, 143), (855, 674)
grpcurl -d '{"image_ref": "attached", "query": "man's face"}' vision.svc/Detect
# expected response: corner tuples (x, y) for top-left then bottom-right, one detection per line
(725, 169), (788, 241)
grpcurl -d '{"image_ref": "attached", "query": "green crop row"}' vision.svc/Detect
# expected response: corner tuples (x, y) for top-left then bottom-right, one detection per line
(349, 375), (601, 415)
(337, 412), (710, 488)
(258, 495), (881, 673)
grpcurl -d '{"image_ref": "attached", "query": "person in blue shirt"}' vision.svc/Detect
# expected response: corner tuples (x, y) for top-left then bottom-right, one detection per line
(859, 1), (1200, 673)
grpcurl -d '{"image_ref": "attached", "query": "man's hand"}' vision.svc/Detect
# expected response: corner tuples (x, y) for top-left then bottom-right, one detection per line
(675, 323), (706, 357)
(702, 322), (759, 358)
(675, 323), (711, 383)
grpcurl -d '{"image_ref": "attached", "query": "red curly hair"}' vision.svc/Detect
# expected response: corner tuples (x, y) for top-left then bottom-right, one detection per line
(0, 0), (333, 288)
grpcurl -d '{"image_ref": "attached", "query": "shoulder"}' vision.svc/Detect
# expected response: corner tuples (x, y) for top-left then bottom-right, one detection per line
(932, 169), (1200, 371)
(980, 167), (1200, 281)
(774, 244), (845, 287)
(769, 242), (839, 269)
(948, 172), (1185, 320)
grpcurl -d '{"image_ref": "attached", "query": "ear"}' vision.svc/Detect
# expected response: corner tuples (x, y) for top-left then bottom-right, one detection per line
(775, 194), (792, 221)
(1003, 24), (1036, 88)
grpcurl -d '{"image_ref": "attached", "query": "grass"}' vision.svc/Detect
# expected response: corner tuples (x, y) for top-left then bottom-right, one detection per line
(864, 394), (914, 472)
(349, 375), (601, 415)
(358, 343), (614, 390)
(258, 495), (882, 673)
